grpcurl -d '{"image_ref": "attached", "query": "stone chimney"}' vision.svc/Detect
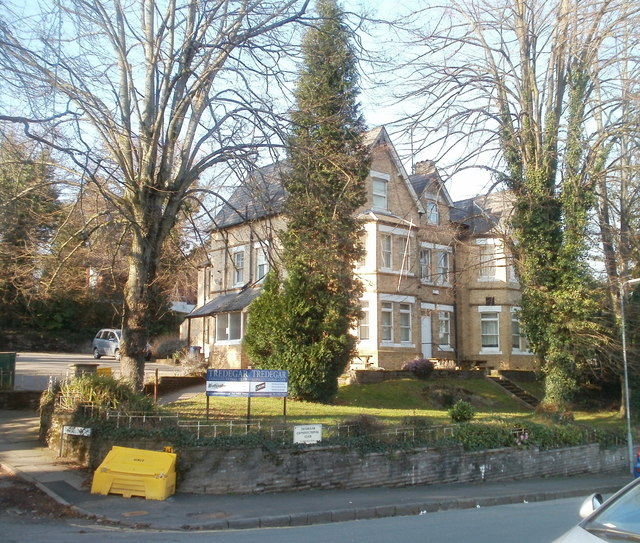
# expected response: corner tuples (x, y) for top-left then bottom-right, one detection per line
(413, 160), (435, 176)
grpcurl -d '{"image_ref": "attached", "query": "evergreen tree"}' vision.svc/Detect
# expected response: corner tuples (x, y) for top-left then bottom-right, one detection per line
(244, 0), (370, 402)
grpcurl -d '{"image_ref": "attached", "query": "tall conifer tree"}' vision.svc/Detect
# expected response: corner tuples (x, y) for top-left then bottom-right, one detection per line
(244, 0), (369, 402)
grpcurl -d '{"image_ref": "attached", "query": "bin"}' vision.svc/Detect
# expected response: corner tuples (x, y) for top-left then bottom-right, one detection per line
(96, 367), (112, 377)
(0, 352), (16, 390)
(91, 445), (177, 500)
(69, 363), (99, 377)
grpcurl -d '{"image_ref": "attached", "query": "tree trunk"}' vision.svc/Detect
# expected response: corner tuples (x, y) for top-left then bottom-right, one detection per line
(121, 218), (164, 390)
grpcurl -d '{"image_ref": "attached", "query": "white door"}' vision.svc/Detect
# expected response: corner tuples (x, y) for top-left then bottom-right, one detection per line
(421, 315), (432, 359)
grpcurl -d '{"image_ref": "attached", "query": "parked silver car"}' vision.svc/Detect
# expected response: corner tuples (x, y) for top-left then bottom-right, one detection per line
(552, 477), (640, 542)
(92, 328), (151, 361)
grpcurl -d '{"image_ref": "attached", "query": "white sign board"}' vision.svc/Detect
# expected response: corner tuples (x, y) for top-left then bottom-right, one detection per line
(63, 426), (92, 437)
(206, 369), (288, 397)
(293, 424), (322, 444)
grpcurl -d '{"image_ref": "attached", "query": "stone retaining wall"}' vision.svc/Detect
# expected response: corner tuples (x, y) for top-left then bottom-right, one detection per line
(0, 390), (42, 410)
(63, 425), (626, 495)
(176, 442), (626, 494)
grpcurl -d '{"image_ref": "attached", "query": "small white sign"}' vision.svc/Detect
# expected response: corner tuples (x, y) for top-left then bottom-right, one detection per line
(63, 426), (92, 437)
(293, 424), (322, 444)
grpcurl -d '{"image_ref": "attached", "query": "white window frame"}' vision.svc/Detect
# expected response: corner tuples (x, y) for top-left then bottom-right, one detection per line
(215, 312), (243, 343)
(479, 307), (501, 354)
(426, 201), (439, 225)
(398, 235), (412, 276)
(381, 302), (393, 342)
(255, 246), (268, 282)
(511, 308), (529, 353)
(438, 311), (451, 348)
(419, 248), (431, 282)
(380, 234), (392, 270)
(232, 248), (245, 286)
(399, 303), (412, 343)
(372, 173), (389, 210)
(479, 244), (496, 279)
(358, 302), (370, 341)
(436, 250), (451, 284)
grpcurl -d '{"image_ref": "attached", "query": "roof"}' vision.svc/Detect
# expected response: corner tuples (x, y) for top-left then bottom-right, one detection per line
(211, 126), (426, 230)
(212, 163), (287, 230)
(408, 160), (454, 207)
(187, 288), (262, 318)
(451, 191), (515, 235)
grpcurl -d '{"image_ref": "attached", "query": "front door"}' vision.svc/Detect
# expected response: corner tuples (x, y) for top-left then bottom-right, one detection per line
(421, 315), (432, 359)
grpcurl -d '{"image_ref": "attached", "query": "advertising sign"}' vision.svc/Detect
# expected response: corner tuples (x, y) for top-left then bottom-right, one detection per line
(206, 369), (288, 398)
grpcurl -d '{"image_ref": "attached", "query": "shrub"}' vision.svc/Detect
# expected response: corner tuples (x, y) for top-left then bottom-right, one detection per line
(42, 374), (156, 418)
(340, 414), (384, 437)
(181, 353), (209, 377)
(452, 421), (514, 451)
(449, 399), (476, 422)
(154, 336), (188, 359)
(402, 358), (435, 379)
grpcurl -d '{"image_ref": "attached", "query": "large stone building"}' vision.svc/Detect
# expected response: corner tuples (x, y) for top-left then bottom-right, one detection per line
(182, 127), (534, 372)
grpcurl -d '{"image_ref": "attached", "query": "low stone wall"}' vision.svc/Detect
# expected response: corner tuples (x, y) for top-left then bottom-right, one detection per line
(0, 390), (42, 410)
(176, 442), (626, 494)
(346, 369), (487, 385)
(66, 427), (626, 495)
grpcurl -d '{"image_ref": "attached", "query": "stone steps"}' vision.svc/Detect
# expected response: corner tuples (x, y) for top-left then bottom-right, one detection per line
(487, 375), (540, 409)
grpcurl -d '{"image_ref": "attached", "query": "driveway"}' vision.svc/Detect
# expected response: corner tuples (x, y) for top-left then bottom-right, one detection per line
(12, 352), (183, 390)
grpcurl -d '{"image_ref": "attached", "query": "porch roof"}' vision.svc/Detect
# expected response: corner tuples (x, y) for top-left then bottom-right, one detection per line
(187, 288), (261, 318)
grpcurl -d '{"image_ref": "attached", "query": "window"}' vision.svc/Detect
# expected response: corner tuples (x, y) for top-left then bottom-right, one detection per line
(397, 236), (411, 275)
(479, 245), (496, 278)
(216, 312), (242, 341)
(233, 250), (244, 285)
(255, 247), (268, 281)
(380, 234), (392, 269)
(358, 302), (370, 340)
(481, 312), (500, 349)
(399, 303), (412, 342)
(373, 178), (388, 210)
(381, 302), (393, 342)
(426, 201), (439, 225)
(356, 233), (367, 267)
(438, 311), (451, 346)
(511, 313), (528, 352)
(420, 249), (431, 281)
(507, 253), (518, 282)
(436, 251), (450, 284)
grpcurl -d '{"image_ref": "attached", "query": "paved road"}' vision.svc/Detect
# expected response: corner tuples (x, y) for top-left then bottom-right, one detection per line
(2, 495), (586, 543)
(12, 352), (185, 390)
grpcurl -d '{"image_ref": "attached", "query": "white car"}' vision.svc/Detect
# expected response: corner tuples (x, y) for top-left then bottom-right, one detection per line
(552, 477), (640, 542)
(92, 328), (151, 361)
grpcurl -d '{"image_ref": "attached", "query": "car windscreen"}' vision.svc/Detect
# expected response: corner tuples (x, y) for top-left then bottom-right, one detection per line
(582, 480), (640, 540)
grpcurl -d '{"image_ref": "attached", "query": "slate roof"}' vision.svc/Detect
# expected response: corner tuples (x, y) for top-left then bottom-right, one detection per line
(211, 127), (399, 231)
(187, 288), (262, 318)
(212, 162), (287, 230)
(451, 191), (514, 235)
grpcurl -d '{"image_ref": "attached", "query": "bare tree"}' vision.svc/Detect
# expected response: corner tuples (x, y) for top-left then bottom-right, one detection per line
(0, 0), (311, 388)
(393, 0), (640, 409)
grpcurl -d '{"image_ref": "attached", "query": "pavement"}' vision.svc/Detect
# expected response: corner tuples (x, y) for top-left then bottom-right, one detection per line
(0, 401), (634, 532)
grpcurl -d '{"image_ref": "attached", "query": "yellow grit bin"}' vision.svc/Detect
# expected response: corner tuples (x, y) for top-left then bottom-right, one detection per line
(91, 445), (177, 500)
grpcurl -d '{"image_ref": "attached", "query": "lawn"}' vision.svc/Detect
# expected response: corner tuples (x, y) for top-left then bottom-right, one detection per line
(164, 376), (622, 429)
